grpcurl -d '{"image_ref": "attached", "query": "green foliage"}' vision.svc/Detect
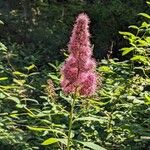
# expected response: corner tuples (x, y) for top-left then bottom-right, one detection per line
(0, 1), (150, 150)
(0, 0), (148, 62)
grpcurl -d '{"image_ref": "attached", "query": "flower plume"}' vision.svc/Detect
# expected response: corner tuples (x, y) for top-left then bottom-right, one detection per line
(61, 13), (97, 96)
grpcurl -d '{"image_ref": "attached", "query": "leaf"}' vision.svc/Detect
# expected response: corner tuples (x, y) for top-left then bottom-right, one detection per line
(74, 117), (104, 124)
(13, 71), (27, 77)
(0, 93), (6, 99)
(129, 25), (139, 30)
(48, 63), (58, 70)
(0, 77), (8, 81)
(145, 93), (150, 104)
(49, 74), (60, 81)
(121, 47), (134, 55)
(119, 31), (135, 39)
(13, 79), (26, 86)
(41, 138), (67, 146)
(21, 98), (39, 104)
(0, 42), (7, 51)
(98, 66), (113, 73)
(131, 55), (148, 64)
(41, 138), (58, 145)
(138, 13), (150, 19)
(27, 126), (67, 136)
(25, 64), (36, 71)
(60, 91), (72, 104)
(141, 22), (150, 28)
(147, 1), (150, 5)
(7, 96), (20, 104)
(76, 141), (106, 150)
(145, 37), (150, 43)
(0, 20), (4, 25)
(137, 39), (149, 46)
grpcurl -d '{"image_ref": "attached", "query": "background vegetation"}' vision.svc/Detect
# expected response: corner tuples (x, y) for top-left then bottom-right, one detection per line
(0, 0), (150, 150)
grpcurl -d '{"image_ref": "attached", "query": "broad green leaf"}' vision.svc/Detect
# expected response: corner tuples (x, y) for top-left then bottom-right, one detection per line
(76, 141), (106, 150)
(41, 138), (67, 146)
(41, 138), (58, 145)
(138, 13), (150, 19)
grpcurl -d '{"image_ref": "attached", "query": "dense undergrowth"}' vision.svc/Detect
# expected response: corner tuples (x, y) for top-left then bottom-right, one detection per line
(0, 1), (150, 150)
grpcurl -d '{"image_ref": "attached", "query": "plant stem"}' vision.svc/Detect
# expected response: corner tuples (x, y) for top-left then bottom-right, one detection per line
(67, 94), (76, 150)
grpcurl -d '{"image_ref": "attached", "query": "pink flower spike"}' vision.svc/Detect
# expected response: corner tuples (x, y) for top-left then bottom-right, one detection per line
(60, 13), (97, 97)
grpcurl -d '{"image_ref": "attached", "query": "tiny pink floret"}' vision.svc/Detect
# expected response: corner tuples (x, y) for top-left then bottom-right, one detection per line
(61, 13), (97, 96)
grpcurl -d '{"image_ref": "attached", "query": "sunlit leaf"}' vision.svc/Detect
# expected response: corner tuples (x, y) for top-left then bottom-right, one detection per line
(25, 64), (36, 71)
(0, 77), (8, 81)
(138, 13), (150, 19)
(41, 138), (67, 146)
(121, 47), (134, 55)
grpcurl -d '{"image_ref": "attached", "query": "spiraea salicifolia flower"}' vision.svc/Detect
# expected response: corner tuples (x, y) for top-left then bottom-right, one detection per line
(61, 13), (97, 96)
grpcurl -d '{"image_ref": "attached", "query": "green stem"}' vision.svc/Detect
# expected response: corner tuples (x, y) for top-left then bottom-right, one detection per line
(67, 94), (76, 150)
